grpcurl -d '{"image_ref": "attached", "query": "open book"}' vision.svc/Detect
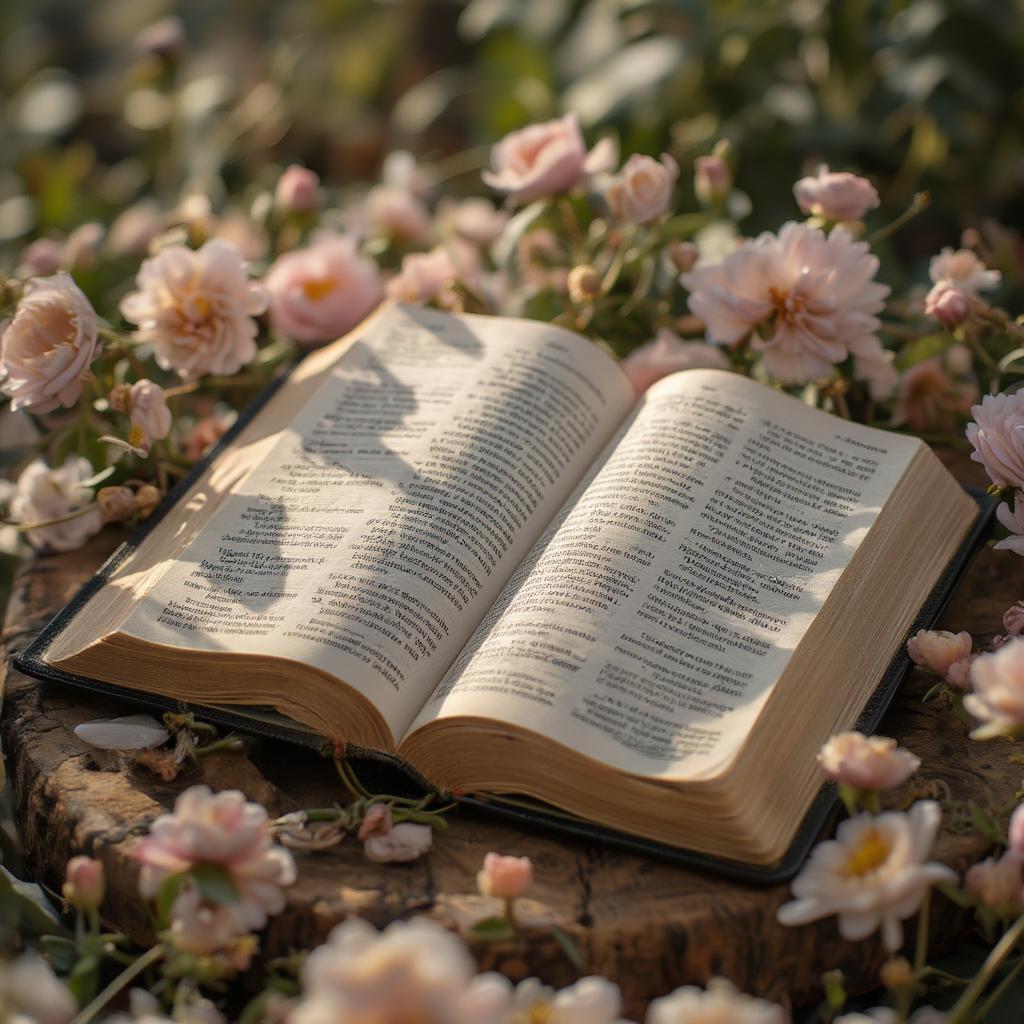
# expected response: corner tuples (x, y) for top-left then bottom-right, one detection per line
(25, 303), (982, 868)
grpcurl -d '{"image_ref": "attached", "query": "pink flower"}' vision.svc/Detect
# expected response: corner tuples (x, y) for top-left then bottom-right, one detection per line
(166, 879), (256, 963)
(363, 822), (433, 863)
(129, 379), (172, 446)
(134, 785), (296, 934)
(648, 979), (785, 1024)
(438, 198), (509, 248)
(605, 153), (679, 224)
(276, 165), (320, 214)
(477, 853), (533, 900)
(793, 164), (880, 223)
(19, 237), (62, 276)
(120, 240), (268, 380)
(967, 391), (1024, 489)
(850, 335), (898, 401)
(482, 113), (616, 203)
(1004, 602), (1024, 637)
(965, 638), (1024, 737)
(890, 357), (978, 433)
(929, 247), (1001, 295)
(965, 851), (1024, 914)
(817, 732), (920, 791)
(63, 855), (105, 912)
(183, 410), (236, 462)
(265, 234), (383, 346)
(387, 241), (480, 306)
(621, 328), (730, 395)
(357, 803), (391, 841)
(694, 145), (731, 206)
(0, 272), (100, 412)
(11, 458), (104, 553)
(1009, 802), (1024, 853)
(924, 281), (971, 329)
(365, 185), (432, 242)
(681, 221), (890, 385)
(63, 222), (104, 272)
(995, 496), (1024, 556)
(907, 629), (972, 688)
(107, 200), (163, 258)
(135, 15), (185, 58)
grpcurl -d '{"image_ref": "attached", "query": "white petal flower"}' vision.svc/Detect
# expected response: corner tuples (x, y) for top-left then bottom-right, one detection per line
(928, 247), (1000, 295)
(965, 637), (1024, 736)
(646, 978), (786, 1024)
(11, 457), (104, 553)
(817, 733), (920, 791)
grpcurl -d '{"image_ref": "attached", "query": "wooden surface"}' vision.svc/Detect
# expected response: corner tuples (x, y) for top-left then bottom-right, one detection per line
(0, 451), (1018, 1017)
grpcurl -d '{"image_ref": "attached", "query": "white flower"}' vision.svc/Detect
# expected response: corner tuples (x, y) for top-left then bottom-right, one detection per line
(646, 978), (786, 1024)
(0, 272), (100, 413)
(129, 379), (173, 446)
(929, 247), (1000, 295)
(994, 495), (1024, 556)
(835, 1011), (944, 1024)
(965, 638), (1024, 737)
(776, 801), (955, 951)
(363, 822), (433, 863)
(120, 240), (268, 381)
(294, 916), (505, 1024)
(793, 164), (879, 223)
(817, 733), (920, 791)
(11, 457), (103, 553)
(507, 976), (627, 1024)
(681, 221), (890, 385)
(0, 953), (77, 1024)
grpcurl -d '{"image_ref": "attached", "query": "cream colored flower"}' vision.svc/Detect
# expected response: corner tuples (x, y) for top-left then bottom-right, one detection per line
(906, 629), (972, 688)
(965, 851), (1024, 914)
(11, 457), (103, 553)
(928, 247), (1000, 295)
(134, 785), (296, 935)
(0, 272), (100, 413)
(120, 240), (268, 380)
(0, 953), (77, 1024)
(387, 241), (480, 306)
(129, 378), (172, 445)
(621, 328), (730, 395)
(793, 164), (879, 223)
(646, 978), (786, 1024)
(363, 822), (433, 863)
(681, 222), (890, 385)
(438, 198), (509, 248)
(606, 153), (679, 224)
(776, 801), (955, 951)
(965, 638), (1024, 737)
(994, 496), (1024, 557)
(967, 391), (1024, 489)
(817, 733), (920, 791)
(366, 185), (433, 242)
(507, 976), (627, 1024)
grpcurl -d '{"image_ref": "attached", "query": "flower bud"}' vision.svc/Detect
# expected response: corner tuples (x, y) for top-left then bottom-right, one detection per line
(694, 141), (732, 207)
(98, 486), (137, 523)
(567, 265), (602, 304)
(880, 956), (913, 991)
(63, 855), (105, 912)
(108, 384), (133, 414)
(134, 16), (185, 60)
(668, 241), (699, 274)
(477, 852), (533, 900)
(135, 484), (162, 520)
(19, 238), (62, 276)
(925, 281), (970, 330)
(275, 165), (320, 216)
(1004, 602), (1024, 638)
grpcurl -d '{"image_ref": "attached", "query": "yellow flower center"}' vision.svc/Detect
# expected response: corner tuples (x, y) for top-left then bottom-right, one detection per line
(509, 1007), (555, 1024)
(769, 285), (806, 325)
(193, 295), (211, 318)
(301, 277), (337, 302)
(844, 829), (891, 877)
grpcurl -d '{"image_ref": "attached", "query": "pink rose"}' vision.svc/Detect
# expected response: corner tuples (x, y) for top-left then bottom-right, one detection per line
(694, 146), (731, 206)
(276, 165), (320, 214)
(482, 113), (615, 204)
(107, 200), (163, 258)
(816, 732), (920, 791)
(386, 241), (480, 306)
(621, 328), (730, 396)
(365, 185), (432, 242)
(965, 638), (1024, 737)
(63, 222), (104, 272)
(924, 281), (970, 329)
(129, 379), (172, 446)
(907, 628), (972, 687)
(849, 335), (898, 401)
(363, 822), (433, 863)
(357, 803), (391, 841)
(967, 391), (1024, 489)
(476, 852), (533, 900)
(793, 164), (880, 223)
(605, 153), (679, 225)
(0, 272), (99, 413)
(265, 233), (383, 346)
(62, 855), (105, 912)
(439, 198), (509, 248)
(120, 240), (268, 380)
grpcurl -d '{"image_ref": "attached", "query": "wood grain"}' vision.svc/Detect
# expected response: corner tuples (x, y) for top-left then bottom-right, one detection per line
(0, 450), (1016, 1018)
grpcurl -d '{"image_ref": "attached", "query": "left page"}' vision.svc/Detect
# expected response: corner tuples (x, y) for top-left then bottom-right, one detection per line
(114, 305), (635, 740)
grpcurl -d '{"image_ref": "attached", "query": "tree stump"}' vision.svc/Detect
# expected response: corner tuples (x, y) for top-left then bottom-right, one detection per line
(0, 451), (1015, 1018)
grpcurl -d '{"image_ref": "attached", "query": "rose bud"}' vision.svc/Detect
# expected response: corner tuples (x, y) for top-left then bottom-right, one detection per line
(63, 855), (105, 912)
(477, 852), (533, 900)
(98, 486), (137, 523)
(135, 484), (162, 520)
(275, 165), (320, 216)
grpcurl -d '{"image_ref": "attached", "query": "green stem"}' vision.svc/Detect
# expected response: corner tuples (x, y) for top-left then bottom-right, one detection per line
(69, 943), (165, 1024)
(976, 952), (1024, 1020)
(947, 914), (1024, 1024)
(868, 192), (930, 245)
(10, 503), (100, 531)
(914, 893), (930, 976)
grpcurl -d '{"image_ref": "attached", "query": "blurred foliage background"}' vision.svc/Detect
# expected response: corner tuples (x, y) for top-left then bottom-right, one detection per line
(0, 0), (1022, 289)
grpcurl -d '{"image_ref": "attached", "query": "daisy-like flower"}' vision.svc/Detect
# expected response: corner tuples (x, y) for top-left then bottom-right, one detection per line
(817, 733), (920, 791)
(120, 239), (268, 381)
(646, 978), (786, 1024)
(965, 638), (1024, 738)
(681, 221), (890, 385)
(134, 785), (296, 938)
(967, 391), (1024, 490)
(505, 976), (627, 1024)
(776, 801), (955, 951)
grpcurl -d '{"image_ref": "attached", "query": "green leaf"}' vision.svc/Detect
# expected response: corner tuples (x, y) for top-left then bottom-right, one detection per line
(0, 865), (70, 938)
(154, 872), (186, 927)
(469, 915), (514, 939)
(39, 935), (78, 974)
(190, 863), (240, 905)
(491, 200), (549, 277)
(549, 923), (584, 972)
(67, 952), (100, 1007)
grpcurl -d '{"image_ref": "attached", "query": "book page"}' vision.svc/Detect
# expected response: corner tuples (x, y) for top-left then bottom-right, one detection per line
(117, 305), (634, 739)
(409, 369), (923, 779)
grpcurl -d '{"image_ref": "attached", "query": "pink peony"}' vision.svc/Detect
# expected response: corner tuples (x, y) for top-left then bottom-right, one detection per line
(128, 379), (172, 446)
(929, 247), (1001, 295)
(120, 240), (268, 380)
(63, 855), (105, 912)
(967, 391), (1024, 489)
(0, 272), (100, 413)
(965, 637), (1024, 737)
(11, 458), (104, 553)
(621, 328), (730, 395)
(275, 165), (320, 214)
(605, 153), (679, 224)
(793, 164), (880, 223)
(924, 281), (970, 329)
(134, 785), (296, 935)
(363, 822), (433, 863)
(387, 241), (480, 306)
(995, 496), (1024, 556)
(365, 185), (432, 242)
(817, 732), (920, 791)
(265, 233), (383, 346)
(890, 357), (978, 433)
(907, 629), (972, 687)
(477, 852), (533, 900)
(482, 113), (615, 204)
(681, 221), (890, 385)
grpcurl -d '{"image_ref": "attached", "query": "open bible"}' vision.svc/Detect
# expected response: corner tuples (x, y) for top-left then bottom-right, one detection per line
(22, 303), (984, 870)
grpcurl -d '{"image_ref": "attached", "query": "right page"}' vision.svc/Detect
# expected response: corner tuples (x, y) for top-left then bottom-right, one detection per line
(408, 369), (923, 780)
